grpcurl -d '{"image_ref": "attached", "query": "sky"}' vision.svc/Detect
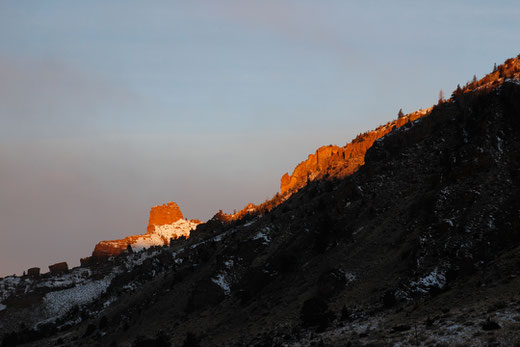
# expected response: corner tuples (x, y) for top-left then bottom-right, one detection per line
(1, 1), (520, 276)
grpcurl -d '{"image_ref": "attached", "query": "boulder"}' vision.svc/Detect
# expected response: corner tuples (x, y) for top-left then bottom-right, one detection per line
(27, 267), (40, 277)
(49, 262), (68, 274)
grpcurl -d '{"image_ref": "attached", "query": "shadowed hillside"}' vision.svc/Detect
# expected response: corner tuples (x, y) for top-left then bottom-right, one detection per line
(2, 56), (520, 346)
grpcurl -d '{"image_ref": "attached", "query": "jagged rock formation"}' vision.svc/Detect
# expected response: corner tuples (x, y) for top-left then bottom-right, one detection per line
(222, 55), (520, 221)
(221, 108), (431, 221)
(92, 202), (200, 258)
(280, 108), (431, 195)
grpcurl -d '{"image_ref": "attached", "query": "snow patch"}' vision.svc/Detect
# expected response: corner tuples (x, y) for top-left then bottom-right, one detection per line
(463, 128), (469, 144)
(0, 276), (22, 302)
(505, 78), (520, 85)
(103, 296), (116, 308)
(252, 231), (271, 244)
(411, 268), (446, 293)
(132, 219), (199, 251)
(37, 268), (91, 289)
(212, 228), (235, 242)
(488, 217), (496, 230)
(243, 219), (257, 227)
(211, 274), (231, 295)
(496, 136), (503, 154)
(345, 272), (356, 283)
(43, 277), (112, 318)
(224, 259), (234, 269)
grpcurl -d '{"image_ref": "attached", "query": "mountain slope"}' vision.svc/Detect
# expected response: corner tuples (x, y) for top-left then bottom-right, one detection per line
(2, 56), (520, 346)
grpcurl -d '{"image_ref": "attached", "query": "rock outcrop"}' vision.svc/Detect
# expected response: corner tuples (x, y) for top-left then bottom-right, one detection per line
(217, 56), (520, 222)
(146, 201), (184, 233)
(49, 262), (68, 274)
(218, 108), (431, 222)
(280, 108), (431, 195)
(92, 202), (200, 258)
(27, 267), (40, 277)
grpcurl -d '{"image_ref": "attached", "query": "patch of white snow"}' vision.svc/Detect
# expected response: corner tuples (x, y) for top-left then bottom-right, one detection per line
(252, 231), (271, 244)
(224, 259), (234, 268)
(211, 274), (231, 295)
(43, 278), (112, 318)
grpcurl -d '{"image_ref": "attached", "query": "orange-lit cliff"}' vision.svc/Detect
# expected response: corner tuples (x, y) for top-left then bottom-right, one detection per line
(88, 56), (520, 256)
(279, 108), (431, 195)
(91, 202), (200, 258)
(222, 108), (432, 221)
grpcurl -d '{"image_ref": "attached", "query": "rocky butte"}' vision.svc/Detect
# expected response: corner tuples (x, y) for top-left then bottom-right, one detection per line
(91, 202), (200, 258)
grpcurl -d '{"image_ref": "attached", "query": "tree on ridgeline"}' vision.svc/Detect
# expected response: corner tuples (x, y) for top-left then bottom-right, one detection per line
(438, 89), (444, 104)
(452, 84), (463, 98)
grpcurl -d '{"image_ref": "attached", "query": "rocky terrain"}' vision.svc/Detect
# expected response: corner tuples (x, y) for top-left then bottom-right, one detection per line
(1, 55), (520, 346)
(91, 202), (200, 259)
(279, 108), (431, 195)
(217, 109), (432, 223)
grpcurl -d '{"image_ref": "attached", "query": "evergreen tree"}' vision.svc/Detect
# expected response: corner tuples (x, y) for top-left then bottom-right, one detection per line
(452, 84), (463, 98)
(397, 108), (404, 118)
(438, 89), (444, 104)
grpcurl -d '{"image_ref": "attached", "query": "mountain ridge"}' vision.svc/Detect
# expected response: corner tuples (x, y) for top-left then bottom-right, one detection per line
(2, 54), (520, 346)
(215, 108), (432, 223)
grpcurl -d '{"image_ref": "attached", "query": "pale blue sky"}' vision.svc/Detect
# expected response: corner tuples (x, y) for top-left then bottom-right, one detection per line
(1, 1), (519, 276)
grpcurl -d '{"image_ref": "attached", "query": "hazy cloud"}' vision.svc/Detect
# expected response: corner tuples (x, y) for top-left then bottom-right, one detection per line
(0, 56), (141, 138)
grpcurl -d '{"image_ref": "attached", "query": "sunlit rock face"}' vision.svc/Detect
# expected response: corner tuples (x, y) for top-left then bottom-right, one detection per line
(146, 201), (184, 233)
(278, 56), (520, 197)
(92, 202), (200, 258)
(217, 108), (432, 222)
(280, 108), (431, 195)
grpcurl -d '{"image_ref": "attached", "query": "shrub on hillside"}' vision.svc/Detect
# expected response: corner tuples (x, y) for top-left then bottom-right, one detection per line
(300, 297), (335, 331)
